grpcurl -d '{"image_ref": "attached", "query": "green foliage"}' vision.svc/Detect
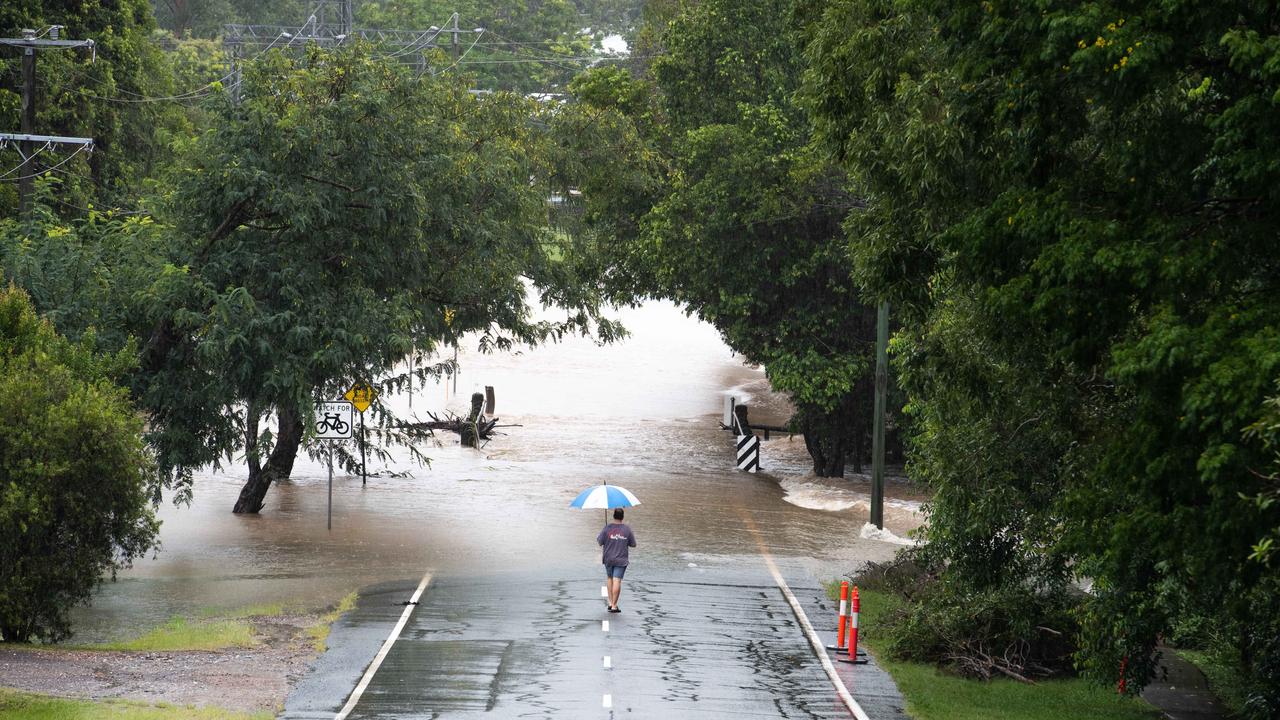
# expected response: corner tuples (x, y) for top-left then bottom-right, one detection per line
(360, 0), (599, 93)
(830, 588), (1158, 720)
(853, 556), (1079, 680)
(544, 66), (667, 299)
(137, 44), (619, 504)
(0, 201), (168, 354)
(153, 0), (307, 38)
(1245, 387), (1280, 566)
(151, 0), (636, 92)
(558, 0), (884, 475)
(0, 284), (159, 643)
(804, 0), (1280, 710)
(0, 0), (192, 213)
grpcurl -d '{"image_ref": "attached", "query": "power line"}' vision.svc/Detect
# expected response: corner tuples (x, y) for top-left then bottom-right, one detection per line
(460, 55), (654, 66)
(0, 27), (96, 214)
(0, 142), (93, 183)
(82, 32), (290, 104)
(0, 140), (50, 180)
(220, 3), (469, 97)
(431, 29), (484, 75)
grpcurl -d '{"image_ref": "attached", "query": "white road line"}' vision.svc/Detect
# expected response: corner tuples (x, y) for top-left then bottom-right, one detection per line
(601, 585), (608, 597)
(741, 511), (871, 720)
(334, 572), (432, 720)
(760, 553), (869, 720)
(603, 694), (613, 708)
(603, 655), (612, 668)
(602, 620), (610, 632)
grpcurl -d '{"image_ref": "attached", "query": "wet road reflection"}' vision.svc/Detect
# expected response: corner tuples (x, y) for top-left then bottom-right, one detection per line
(288, 570), (863, 720)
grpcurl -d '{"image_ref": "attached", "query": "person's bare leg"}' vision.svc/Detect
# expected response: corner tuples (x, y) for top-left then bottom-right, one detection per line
(609, 577), (622, 608)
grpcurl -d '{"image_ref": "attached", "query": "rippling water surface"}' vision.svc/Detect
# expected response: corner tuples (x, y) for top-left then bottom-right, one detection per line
(73, 300), (921, 642)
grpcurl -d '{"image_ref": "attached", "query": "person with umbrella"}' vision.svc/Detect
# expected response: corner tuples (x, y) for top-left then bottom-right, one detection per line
(570, 483), (640, 613)
(597, 508), (636, 613)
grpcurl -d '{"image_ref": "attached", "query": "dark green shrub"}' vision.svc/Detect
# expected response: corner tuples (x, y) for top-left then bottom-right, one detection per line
(0, 284), (160, 642)
(853, 554), (1080, 681)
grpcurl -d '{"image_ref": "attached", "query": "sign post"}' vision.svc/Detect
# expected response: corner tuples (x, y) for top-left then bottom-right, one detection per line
(343, 383), (377, 487)
(315, 401), (354, 530)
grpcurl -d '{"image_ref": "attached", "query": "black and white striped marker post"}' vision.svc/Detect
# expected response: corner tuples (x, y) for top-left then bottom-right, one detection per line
(736, 434), (760, 472)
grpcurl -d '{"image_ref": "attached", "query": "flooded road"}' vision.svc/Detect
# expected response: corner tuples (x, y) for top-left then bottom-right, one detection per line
(72, 300), (922, 645)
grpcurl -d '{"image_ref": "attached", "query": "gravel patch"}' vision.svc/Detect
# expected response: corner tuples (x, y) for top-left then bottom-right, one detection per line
(0, 613), (322, 713)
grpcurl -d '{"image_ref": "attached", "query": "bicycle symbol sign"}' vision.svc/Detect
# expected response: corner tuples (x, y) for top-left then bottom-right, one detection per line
(315, 401), (354, 439)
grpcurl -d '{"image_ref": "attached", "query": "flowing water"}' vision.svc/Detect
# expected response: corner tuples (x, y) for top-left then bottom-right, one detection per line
(71, 300), (923, 643)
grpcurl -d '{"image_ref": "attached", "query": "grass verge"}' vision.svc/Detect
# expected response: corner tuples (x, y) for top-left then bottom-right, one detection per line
(196, 603), (286, 620)
(834, 585), (1161, 720)
(0, 688), (272, 720)
(87, 616), (257, 652)
(306, 591), (359, 653)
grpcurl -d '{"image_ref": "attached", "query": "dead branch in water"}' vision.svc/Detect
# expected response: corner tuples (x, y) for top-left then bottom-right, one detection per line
(401, 410), (501, 442)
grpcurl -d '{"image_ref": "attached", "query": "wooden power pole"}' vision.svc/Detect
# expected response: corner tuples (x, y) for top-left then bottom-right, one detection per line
(870, 300), (889, 529)
(0, 27), (95, 215)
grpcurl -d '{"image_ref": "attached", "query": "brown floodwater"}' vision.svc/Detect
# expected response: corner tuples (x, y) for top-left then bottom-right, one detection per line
(71, 300), (922, 643)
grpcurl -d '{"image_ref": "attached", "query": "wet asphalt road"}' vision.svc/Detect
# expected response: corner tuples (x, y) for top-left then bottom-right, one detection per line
(282, 562), (906, 720)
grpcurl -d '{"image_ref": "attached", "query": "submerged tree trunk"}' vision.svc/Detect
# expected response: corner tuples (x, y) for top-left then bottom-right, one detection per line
(803, 422), (850, 477)
(459, 392), (485, 447)
(233, 403), (304, 514)
(797, 391), (868, 478)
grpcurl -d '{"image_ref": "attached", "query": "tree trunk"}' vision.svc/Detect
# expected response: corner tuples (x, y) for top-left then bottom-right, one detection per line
(798, 393), (869, 479)
(802, 419), (848, 478)
(850, 431), (865, 474)
(460, 392), (485, 447)
(233, 403), (304, 513)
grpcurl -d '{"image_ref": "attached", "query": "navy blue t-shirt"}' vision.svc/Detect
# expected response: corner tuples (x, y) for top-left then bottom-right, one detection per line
(597, 523), (636, 567)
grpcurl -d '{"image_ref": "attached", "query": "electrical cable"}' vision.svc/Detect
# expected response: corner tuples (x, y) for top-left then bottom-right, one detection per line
(431, 29), (485, 75)
(0, 141), (52, 180)
(0, 143), (92, 183)
(380, 25), (446, 60)
(82, 31), (289, 103)
(460, 55), (655, 65)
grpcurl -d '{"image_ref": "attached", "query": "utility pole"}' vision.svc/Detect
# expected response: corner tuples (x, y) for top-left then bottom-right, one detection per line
(449, 12), (460, 61)
(20, 40), (34, 211)
(870, 300), (889, 529)
(0, 27), (95, 215)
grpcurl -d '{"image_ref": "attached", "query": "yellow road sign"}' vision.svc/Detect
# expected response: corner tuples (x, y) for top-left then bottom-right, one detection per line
(343, 382), (377, 413)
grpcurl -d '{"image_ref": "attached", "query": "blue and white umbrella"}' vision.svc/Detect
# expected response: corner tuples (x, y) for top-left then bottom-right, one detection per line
(570, 484), (641, 510)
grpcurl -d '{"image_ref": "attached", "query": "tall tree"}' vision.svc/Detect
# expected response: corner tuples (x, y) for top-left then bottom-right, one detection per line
(805, 0), (1280, 707)
(136, 45), (619, 512)
(634, 0), (879, 476)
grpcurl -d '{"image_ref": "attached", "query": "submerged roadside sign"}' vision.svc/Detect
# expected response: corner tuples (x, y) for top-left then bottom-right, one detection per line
(315, 401), (353, 440)
(343, 382), (377, 413)
(314, 400), (354, 532)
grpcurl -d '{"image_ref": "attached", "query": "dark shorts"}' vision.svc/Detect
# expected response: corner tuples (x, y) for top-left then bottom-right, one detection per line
(605, 564), (627, 579)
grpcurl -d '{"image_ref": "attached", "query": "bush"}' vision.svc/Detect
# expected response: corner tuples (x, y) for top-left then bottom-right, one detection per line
(0, 284), (160, 642)
(851, 554), (1081, 682)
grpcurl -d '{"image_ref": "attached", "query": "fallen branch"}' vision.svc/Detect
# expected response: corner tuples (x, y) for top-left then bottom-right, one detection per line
(401, 410), (500, 441)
